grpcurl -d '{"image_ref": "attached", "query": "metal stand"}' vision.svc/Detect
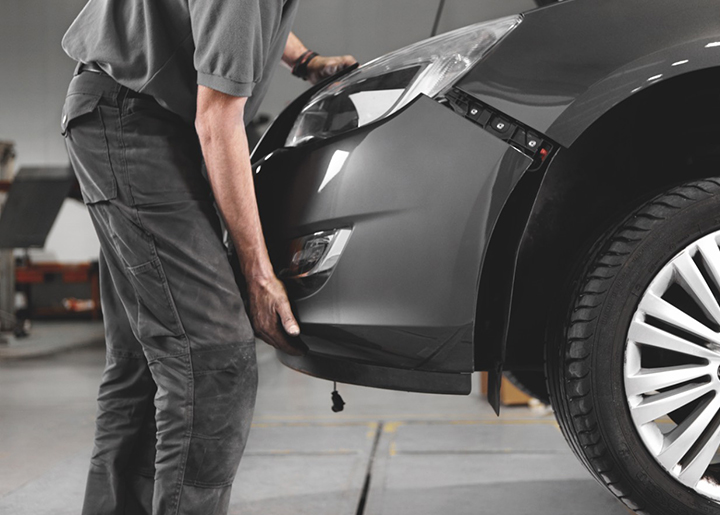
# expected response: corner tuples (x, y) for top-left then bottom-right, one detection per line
(0, 142), (15, 334)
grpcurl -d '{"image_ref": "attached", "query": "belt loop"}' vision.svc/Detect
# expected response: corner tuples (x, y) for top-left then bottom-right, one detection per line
(73, 61), (83, 76)
(116, 84), (130, 110)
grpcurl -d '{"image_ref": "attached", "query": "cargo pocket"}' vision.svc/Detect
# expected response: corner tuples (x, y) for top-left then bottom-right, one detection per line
(62, 93), (118, 204)
(127, 258), (185, 339)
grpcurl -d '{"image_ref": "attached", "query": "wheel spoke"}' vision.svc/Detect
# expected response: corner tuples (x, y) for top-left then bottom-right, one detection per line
(631, 381), (715, 426)
(658, 395), (720, 470)
(626, 364), (712, 397)
(674, 252), (720, 326)
(628, 320), (720, 361)
(640, 293), (720, 346)
(697, 238), (720, 294)
(678, 421), (720, 488)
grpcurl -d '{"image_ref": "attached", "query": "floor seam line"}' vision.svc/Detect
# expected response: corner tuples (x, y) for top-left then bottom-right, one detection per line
(355, 420), (383, 515)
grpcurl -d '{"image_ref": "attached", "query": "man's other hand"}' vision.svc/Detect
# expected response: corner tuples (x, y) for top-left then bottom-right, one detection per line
(247, 276), (308, 356)
(306, 55), (357, 84)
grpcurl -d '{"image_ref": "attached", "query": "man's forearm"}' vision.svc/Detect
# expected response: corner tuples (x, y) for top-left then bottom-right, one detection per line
(282, 32), (309, 68)
(195, 86), (303, 354)
(195, 88), (273, 284)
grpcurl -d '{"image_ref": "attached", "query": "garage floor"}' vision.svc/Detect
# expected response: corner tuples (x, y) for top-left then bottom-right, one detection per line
(0, 324), (630, 515)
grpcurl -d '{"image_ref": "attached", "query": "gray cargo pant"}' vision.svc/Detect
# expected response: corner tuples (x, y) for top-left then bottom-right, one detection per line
(62, 69), (258, 515)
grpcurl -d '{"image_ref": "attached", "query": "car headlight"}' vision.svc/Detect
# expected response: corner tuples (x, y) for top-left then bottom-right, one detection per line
(285, 15), (522, 147)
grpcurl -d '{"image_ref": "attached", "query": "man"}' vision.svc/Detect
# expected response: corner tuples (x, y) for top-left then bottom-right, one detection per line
(60, 1), (356, 513)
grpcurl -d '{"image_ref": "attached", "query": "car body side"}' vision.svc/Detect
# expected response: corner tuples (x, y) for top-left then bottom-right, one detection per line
(252, 0), (720, 403)
(470, 0), (720, 387)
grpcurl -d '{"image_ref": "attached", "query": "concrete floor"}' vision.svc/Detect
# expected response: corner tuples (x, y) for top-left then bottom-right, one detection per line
(0, 323), (631, 515)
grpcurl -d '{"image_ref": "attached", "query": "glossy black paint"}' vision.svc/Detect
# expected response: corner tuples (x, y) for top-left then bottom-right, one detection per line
(457, 0), (720, 146)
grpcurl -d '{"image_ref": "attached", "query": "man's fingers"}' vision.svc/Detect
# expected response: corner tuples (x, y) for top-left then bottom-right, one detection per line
(247, 276), (306, 356)
(254, 313), (306, 357)
(277, 300), (300, 336)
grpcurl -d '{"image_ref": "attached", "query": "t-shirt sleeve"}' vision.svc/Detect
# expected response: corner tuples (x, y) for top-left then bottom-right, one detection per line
(188, 0), (279, 97)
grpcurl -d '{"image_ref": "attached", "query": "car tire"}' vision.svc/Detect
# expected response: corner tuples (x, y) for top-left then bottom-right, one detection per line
(547, 178), (720, 515)
(504, 371), (550, 405)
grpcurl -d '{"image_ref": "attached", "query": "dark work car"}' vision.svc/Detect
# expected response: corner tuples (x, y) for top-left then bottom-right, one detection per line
(250, 1), (720, 513)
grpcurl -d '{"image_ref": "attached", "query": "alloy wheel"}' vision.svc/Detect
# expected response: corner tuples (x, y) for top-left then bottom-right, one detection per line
(625, 229), (720, 501)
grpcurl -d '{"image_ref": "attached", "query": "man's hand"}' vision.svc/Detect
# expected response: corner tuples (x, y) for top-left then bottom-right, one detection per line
(305, 55), (357, 84)
(195, 86), (306, 357)
(282, 33), (357, 84)
(247, 277), (307, 356)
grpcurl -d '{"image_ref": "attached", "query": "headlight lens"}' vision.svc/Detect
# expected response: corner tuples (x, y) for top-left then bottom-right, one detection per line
(285, 15), (522, 147)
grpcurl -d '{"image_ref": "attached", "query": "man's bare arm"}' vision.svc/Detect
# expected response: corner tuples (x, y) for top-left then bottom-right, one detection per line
(282, 32), (357, 84)
(282, 32), (311, 66)
(195, 85), (306, 356)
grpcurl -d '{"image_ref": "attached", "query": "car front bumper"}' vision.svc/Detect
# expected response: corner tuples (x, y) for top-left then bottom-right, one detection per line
(253, 95), (532, 394)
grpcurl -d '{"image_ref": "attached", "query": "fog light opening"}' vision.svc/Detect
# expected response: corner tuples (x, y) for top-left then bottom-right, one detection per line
(283, 228), (352, 279)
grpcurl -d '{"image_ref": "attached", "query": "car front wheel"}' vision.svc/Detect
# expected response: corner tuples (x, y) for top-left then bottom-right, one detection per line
(547, 178), (720, 515)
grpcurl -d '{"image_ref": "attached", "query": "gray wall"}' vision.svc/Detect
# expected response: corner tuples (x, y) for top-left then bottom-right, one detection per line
(0, 0), (95, 263)
(0, 0), (86, 168)
(0, 0), (535, 263)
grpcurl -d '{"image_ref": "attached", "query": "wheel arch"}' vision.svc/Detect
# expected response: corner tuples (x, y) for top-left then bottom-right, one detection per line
(475, 66), (720, 375)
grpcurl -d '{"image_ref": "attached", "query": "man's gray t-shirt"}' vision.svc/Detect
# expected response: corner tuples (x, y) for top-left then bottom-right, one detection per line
(62, 0), (298, 124)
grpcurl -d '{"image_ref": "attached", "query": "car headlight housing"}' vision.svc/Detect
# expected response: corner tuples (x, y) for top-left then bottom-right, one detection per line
(285, 15), (522, 147)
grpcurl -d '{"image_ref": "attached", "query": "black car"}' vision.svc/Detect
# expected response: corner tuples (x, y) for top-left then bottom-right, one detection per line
(251, 1), (720, 513)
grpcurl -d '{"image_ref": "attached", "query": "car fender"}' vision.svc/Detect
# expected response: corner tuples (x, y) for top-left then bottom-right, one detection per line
(456, 0), (720, 147)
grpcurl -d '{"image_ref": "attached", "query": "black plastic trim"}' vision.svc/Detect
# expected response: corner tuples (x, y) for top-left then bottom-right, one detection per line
(278, 351), (472, 395)
(445, 88), (556, 171)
